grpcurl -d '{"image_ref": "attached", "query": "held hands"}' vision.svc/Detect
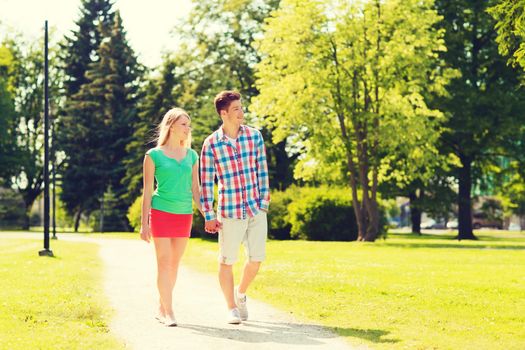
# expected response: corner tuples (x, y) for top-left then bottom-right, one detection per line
(140, 224), (151, 243)
(204, 219), (222, 234)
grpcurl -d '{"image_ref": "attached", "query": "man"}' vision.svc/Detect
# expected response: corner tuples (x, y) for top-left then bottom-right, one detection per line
(200, 90), (270, 324)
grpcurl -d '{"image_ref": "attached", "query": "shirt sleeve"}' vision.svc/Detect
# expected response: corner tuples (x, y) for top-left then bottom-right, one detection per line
(255, 131), (270, 211)
(200, 139), (216, 221)
(191, 149), (199, 165)
(145, 148), (156, 165)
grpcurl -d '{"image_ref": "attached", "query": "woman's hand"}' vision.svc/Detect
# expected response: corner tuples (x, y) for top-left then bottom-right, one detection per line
(140, 224), (151, 243)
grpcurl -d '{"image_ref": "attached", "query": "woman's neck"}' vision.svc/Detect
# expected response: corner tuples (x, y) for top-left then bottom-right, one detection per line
(163, 137), (184, 150)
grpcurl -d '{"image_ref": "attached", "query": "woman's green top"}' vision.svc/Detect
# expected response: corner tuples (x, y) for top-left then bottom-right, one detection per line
(146, 147), (199, 214)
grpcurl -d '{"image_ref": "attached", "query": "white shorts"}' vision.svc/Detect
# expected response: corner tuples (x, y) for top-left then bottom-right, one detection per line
(218, 211), (267, 265)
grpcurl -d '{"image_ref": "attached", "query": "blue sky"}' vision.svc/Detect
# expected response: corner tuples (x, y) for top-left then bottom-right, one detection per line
(0, 0), (193, 67)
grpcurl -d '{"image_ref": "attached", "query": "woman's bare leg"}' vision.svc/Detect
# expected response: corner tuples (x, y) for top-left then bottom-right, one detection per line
(153, 238), (174, 315)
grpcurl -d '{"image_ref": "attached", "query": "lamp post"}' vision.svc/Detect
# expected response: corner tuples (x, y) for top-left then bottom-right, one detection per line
(52, 118), (57, 240)
(39, 20), (53, 257)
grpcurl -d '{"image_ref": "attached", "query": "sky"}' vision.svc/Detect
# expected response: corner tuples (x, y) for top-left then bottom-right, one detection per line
(0, 0), (193, 67)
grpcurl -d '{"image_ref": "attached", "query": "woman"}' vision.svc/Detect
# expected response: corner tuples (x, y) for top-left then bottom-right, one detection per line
(140, 108), (202, 327)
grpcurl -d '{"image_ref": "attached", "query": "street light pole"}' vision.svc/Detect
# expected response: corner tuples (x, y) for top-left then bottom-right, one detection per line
(40, 20), (53, 257)
(52, 118), (57, 240)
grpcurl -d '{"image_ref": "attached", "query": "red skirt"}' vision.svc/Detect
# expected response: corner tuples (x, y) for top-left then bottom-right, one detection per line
(150, 209), (192, 238)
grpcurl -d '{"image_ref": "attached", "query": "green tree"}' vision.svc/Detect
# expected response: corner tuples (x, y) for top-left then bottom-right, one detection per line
(253, 0), (454, 241)
(57, 0), (115, 230)
(60, 12), (142, 232)
(496, 161), (525, 227)
(169, 0), (297, 189)
(435, 0), (525, 239)
(489, 0), (525, 70)
(2, 32), (63, 229)
(0, 45), (19, 185)
(61, 0), (114, 96)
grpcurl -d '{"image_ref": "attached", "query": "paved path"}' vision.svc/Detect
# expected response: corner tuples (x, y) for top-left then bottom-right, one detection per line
(4, 233), (361, 350)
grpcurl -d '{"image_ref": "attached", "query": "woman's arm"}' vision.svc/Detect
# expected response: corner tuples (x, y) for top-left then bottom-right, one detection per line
(140, 154), (155, 242)
(191, 162), (203, 216)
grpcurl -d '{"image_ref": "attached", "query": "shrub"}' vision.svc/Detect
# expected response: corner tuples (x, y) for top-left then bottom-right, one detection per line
(191, 205), (207, 237)
(287, 186), (358, 241)
(127, 196), (142, 232)
(268, 187), (296, 239)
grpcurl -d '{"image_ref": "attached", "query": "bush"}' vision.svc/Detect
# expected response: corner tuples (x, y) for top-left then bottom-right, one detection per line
(127, 196), (142, 232)
(287, 186), (358, 241)
(268, 187), (296, 239)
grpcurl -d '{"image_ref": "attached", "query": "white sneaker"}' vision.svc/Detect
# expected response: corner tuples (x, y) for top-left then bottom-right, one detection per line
(235, 288), (248, 321)
(227, 308), (242, 324)
(165, 313), (177, 327)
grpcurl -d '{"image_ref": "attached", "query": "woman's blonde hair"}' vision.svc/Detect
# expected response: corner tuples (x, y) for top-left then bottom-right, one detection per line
(156, 108), (191, 148)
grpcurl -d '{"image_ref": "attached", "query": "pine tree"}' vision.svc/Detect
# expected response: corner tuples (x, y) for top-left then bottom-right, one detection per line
(61, 11), (142, 231)
(61, 0), (114, 96)
(58, 0), (115, 230)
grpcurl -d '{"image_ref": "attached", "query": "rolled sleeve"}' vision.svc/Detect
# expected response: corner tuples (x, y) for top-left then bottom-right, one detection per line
(200, 140), (217, 222)
(256, 131), (270, 211)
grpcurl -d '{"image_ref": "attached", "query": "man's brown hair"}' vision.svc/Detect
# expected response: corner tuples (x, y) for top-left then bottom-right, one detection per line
(214, 90), (242, 116)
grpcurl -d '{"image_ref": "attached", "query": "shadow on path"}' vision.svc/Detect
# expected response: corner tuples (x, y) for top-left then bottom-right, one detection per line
(179, 320), (337, 345)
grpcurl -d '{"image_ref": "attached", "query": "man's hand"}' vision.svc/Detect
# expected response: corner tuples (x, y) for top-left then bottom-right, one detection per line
(205, 219), (222, 234)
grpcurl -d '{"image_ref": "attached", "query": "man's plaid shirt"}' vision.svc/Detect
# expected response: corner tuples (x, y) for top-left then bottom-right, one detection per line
(200, 125), (270, 221)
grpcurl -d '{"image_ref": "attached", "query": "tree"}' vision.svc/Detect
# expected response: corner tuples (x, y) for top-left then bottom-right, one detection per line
(60, 12), (142, 232)
(0, 44), (19, 185)
(489, 0), (525, 71)
(489, 0), (525, 231)
(2, 32), (63, 229)
(496, 161), (525, 228)
(58, 0), (115, 230)
(61, 0), (114, 96)
(169, 0), (297, 189)
(435, 0), (525, 239)
(253, 0), (454, 241)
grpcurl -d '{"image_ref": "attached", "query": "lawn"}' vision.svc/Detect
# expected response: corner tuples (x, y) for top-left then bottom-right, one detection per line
(0, 238), (124, 350)
(4, 230), (524, 349)
(183, 231), (525, 350)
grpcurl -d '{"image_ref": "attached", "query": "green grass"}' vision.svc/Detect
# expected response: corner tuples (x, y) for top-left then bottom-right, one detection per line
(184, 231), (525, 350)
(0, 238), (124, 350)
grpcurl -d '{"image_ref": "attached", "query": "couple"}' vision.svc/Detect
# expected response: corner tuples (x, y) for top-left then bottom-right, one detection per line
(139, 90), (270, 327)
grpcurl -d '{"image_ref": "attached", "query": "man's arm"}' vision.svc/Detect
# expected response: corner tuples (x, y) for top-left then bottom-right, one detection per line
(200, 139), (217, 222)
(255, 131), (270, 211)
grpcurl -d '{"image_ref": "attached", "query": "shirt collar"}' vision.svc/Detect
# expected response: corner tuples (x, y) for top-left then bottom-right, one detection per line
(217, 124), (245, 142)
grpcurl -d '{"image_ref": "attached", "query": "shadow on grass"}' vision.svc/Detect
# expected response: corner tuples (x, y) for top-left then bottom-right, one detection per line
(385, 232), (525, 250)
(380, 242), (525, 250)
(389, 232), (458, 240)
(333, 326), (400, 344)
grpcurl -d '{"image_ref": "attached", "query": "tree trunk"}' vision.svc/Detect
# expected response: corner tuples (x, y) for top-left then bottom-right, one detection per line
(409, 190), (422, 235)
(457, 155), (477, 240)
(99, 194), (105, 233)
(348, 172), (365, 240)
(22, 202), (32, 230)
(74, 208), (82, 232)
(363, 198), (379, 241)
